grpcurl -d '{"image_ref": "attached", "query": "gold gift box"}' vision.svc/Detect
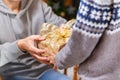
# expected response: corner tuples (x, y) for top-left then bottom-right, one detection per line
(38, 19), (75, 56)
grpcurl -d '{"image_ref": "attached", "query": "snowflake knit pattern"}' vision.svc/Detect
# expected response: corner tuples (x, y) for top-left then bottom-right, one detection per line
(73, 0), (120, 37)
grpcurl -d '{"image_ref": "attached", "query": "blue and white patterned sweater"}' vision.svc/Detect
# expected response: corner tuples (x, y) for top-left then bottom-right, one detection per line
(55, 0), (120, 80)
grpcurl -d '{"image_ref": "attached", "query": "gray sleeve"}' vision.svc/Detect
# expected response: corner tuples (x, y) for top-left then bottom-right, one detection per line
(41, 1), (67, 26)
(55, 0), (113, 69)
(0, 41), (25, 67)
(55, 29), (100, 69)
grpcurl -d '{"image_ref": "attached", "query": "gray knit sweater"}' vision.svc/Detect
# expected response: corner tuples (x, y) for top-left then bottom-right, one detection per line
(55, 0), (120, 80)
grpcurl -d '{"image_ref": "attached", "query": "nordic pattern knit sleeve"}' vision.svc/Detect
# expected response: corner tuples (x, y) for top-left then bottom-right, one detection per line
(55, 0), (113, 69)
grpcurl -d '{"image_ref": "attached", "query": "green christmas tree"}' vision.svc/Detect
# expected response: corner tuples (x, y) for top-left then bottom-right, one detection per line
(47, 0), (78, 20)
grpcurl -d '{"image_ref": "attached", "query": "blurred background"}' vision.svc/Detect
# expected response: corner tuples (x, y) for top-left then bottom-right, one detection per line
(43, 0), (79, 20)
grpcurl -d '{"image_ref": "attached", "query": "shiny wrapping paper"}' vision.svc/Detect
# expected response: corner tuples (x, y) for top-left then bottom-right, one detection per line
(38, 19), (75, 56)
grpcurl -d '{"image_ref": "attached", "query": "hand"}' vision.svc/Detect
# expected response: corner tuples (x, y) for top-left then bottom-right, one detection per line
(45, 49), (57, 70)
(17, 35), (50, 64)
(60, 23), (65, 28)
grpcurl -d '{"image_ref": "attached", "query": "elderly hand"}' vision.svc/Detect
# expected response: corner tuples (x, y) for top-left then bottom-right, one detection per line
(17, 35), (50, 64)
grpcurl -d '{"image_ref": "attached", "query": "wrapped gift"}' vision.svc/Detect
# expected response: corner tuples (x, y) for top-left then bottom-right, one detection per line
(38, 19), (75, 56)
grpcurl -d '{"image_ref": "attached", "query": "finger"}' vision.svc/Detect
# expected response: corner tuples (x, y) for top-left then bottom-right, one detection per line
(60, 24), (65, 28)
(38, 59), (51, 65)
(33, 54), (51, 64)
(45, 48), (55, 56)
(30, 46), (45, 54)
(32, 35), (45, 41)
(33, 53), (49, 61)
(41, 61), (51, 65)
(53, 64), (57, 70)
